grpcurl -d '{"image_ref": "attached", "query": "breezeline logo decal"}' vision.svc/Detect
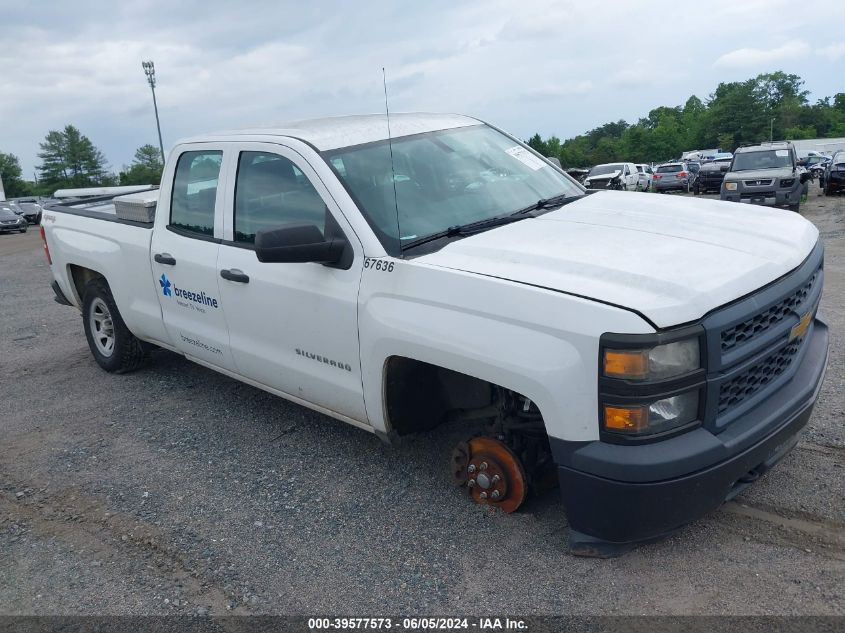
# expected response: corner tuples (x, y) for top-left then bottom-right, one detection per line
(158, 273), (219, 312)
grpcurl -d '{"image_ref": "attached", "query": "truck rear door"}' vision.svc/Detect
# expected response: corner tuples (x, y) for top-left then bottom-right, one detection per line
(215, 143), (367, 423)
(150, 145), (238, 372)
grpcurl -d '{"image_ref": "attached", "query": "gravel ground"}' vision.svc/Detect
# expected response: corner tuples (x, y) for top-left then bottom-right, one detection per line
(0, 184), (843, 617)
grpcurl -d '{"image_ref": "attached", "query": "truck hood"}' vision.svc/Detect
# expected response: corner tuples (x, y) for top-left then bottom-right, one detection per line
(415, 191), (818, 328)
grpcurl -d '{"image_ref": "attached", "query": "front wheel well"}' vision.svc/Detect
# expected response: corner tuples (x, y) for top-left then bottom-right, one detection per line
(383, 356), (542, 436)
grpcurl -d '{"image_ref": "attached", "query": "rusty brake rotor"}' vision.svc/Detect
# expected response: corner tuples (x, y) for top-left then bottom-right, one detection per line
(458, 436), (527, 513)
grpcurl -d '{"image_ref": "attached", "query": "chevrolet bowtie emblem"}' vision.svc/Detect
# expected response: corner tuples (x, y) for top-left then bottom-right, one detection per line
(790, 310), (814, 341)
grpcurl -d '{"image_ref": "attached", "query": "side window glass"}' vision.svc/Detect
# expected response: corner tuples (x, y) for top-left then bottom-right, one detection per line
(234, 152), (327, 244)
(170, 150), (223, 236)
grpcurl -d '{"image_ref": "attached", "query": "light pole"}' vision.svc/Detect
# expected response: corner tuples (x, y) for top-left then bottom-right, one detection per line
(142, 60), (166, 164)
(770, 117), (775, 142)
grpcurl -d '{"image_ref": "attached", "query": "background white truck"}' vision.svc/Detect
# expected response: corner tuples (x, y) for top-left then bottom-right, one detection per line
(42, 113), (829, 556)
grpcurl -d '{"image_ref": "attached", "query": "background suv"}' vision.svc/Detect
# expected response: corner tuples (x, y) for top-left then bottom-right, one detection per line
(653, 162), (695, 193)
(695, 156), (732, 194)
(721, 142), (806, 212)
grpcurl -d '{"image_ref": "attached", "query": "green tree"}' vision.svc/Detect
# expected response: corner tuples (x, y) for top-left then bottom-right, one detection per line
(119, 144), (164, 185)
(37, 125), (112, 191)
(526, 133), (548, 156)
(0, 152), (32, 197)
(530, 71), (845, 167)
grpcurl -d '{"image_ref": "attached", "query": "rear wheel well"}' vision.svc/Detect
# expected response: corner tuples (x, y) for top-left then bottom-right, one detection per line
(68, 265), (106, 305)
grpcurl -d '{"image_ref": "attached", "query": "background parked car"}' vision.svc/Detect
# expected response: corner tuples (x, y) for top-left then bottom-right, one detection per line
(0, 204), (29, 233)
(802, 155), (831, 181)
(652, 162), (695, 193)
(695, 157), (733, 194)
(635, 164), (653, 191)
(584, 162), (640, 190)
(823, 150), (845, 195)
(15, 202), (43, 224)
(565, 167), (589, 183)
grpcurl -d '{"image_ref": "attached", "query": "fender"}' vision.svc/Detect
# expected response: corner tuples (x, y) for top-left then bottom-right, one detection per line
(358, 260), (654, 442)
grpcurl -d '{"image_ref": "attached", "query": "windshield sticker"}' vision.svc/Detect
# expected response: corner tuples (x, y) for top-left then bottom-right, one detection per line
(775, 150), (788, 157)
(505, 146), (547, 171)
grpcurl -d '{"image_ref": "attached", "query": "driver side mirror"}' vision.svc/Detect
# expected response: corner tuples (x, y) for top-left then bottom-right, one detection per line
(255, 223), (346, 265)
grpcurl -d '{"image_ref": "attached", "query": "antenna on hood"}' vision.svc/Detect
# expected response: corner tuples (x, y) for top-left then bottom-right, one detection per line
(382, 67), (401, 250)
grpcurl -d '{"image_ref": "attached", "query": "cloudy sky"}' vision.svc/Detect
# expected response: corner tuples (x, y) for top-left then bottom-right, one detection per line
(2, 0), (844, 177)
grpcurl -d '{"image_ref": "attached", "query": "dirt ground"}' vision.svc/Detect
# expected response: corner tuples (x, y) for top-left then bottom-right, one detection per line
(1, 184), (843, 616)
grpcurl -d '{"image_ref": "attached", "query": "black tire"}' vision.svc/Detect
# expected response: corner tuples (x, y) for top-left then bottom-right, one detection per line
(788, 203), (800, 213)
(82, 278), (147, 373)
(19, 226), (27, 233)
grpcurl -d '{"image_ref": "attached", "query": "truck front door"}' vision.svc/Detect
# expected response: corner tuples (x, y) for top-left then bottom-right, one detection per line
(216, 143), (367, 424)
(150, 146), (238, 372)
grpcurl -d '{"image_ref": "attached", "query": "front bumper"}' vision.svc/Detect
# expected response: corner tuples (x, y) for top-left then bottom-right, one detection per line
(722, 188), (801, 207)
(553, 317), (829, 555)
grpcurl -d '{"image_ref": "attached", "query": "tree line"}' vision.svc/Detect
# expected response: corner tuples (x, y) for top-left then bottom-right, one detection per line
(0, 125), (163, 198)
(526, 71), (845, 167)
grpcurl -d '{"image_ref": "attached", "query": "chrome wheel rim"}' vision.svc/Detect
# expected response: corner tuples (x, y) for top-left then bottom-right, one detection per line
(89, 297), (115, 357)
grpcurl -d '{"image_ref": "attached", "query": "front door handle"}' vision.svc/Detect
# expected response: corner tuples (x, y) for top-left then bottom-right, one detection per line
(154, 253), (176, 266)
(220, 268), (250, 284)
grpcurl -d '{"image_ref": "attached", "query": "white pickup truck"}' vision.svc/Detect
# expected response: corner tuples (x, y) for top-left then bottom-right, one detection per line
(42, 113), (829, 556)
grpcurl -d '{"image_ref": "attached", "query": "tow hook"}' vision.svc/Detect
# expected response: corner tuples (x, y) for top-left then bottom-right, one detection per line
(451, 436), (527, 513)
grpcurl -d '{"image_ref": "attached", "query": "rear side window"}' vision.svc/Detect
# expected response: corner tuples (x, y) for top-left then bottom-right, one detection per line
(234, 152), (327, 244)
(170, 150), (223, 236)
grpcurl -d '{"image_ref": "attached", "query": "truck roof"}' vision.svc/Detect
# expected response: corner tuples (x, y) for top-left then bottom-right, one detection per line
(182, 113), (482, 151)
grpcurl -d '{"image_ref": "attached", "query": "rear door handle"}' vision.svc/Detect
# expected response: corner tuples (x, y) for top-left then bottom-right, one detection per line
(154, 253), (176, 265)
(220, 268), (250, 283)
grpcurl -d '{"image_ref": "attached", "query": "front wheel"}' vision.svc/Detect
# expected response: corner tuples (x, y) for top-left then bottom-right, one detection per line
(788, 202), (800, 213)
(82, 278), (147, 373)
(19, 226), (27, 233)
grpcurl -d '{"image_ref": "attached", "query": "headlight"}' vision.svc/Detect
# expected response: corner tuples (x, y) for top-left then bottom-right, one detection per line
(603, 338), (700, 381)
(724, 181), (738, 191)
(603, 391), (699, 436)
(779, 178), (795, 188)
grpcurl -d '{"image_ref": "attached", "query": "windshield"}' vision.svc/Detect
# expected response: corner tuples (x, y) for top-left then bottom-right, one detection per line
(732, 150), (793, 171)
(325, 124), (582, 254)
(588, 164), (624, 176)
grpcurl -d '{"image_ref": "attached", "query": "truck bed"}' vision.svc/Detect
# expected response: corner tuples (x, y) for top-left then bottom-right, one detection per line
(42, 191), (171, 346)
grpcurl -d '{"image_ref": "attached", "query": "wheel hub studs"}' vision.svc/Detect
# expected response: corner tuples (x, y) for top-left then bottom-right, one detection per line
(450, 436), (528, 514)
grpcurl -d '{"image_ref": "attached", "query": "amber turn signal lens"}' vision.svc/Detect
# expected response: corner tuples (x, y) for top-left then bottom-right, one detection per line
(604, 405), (648, 432)
(604, 349), (648, 379)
